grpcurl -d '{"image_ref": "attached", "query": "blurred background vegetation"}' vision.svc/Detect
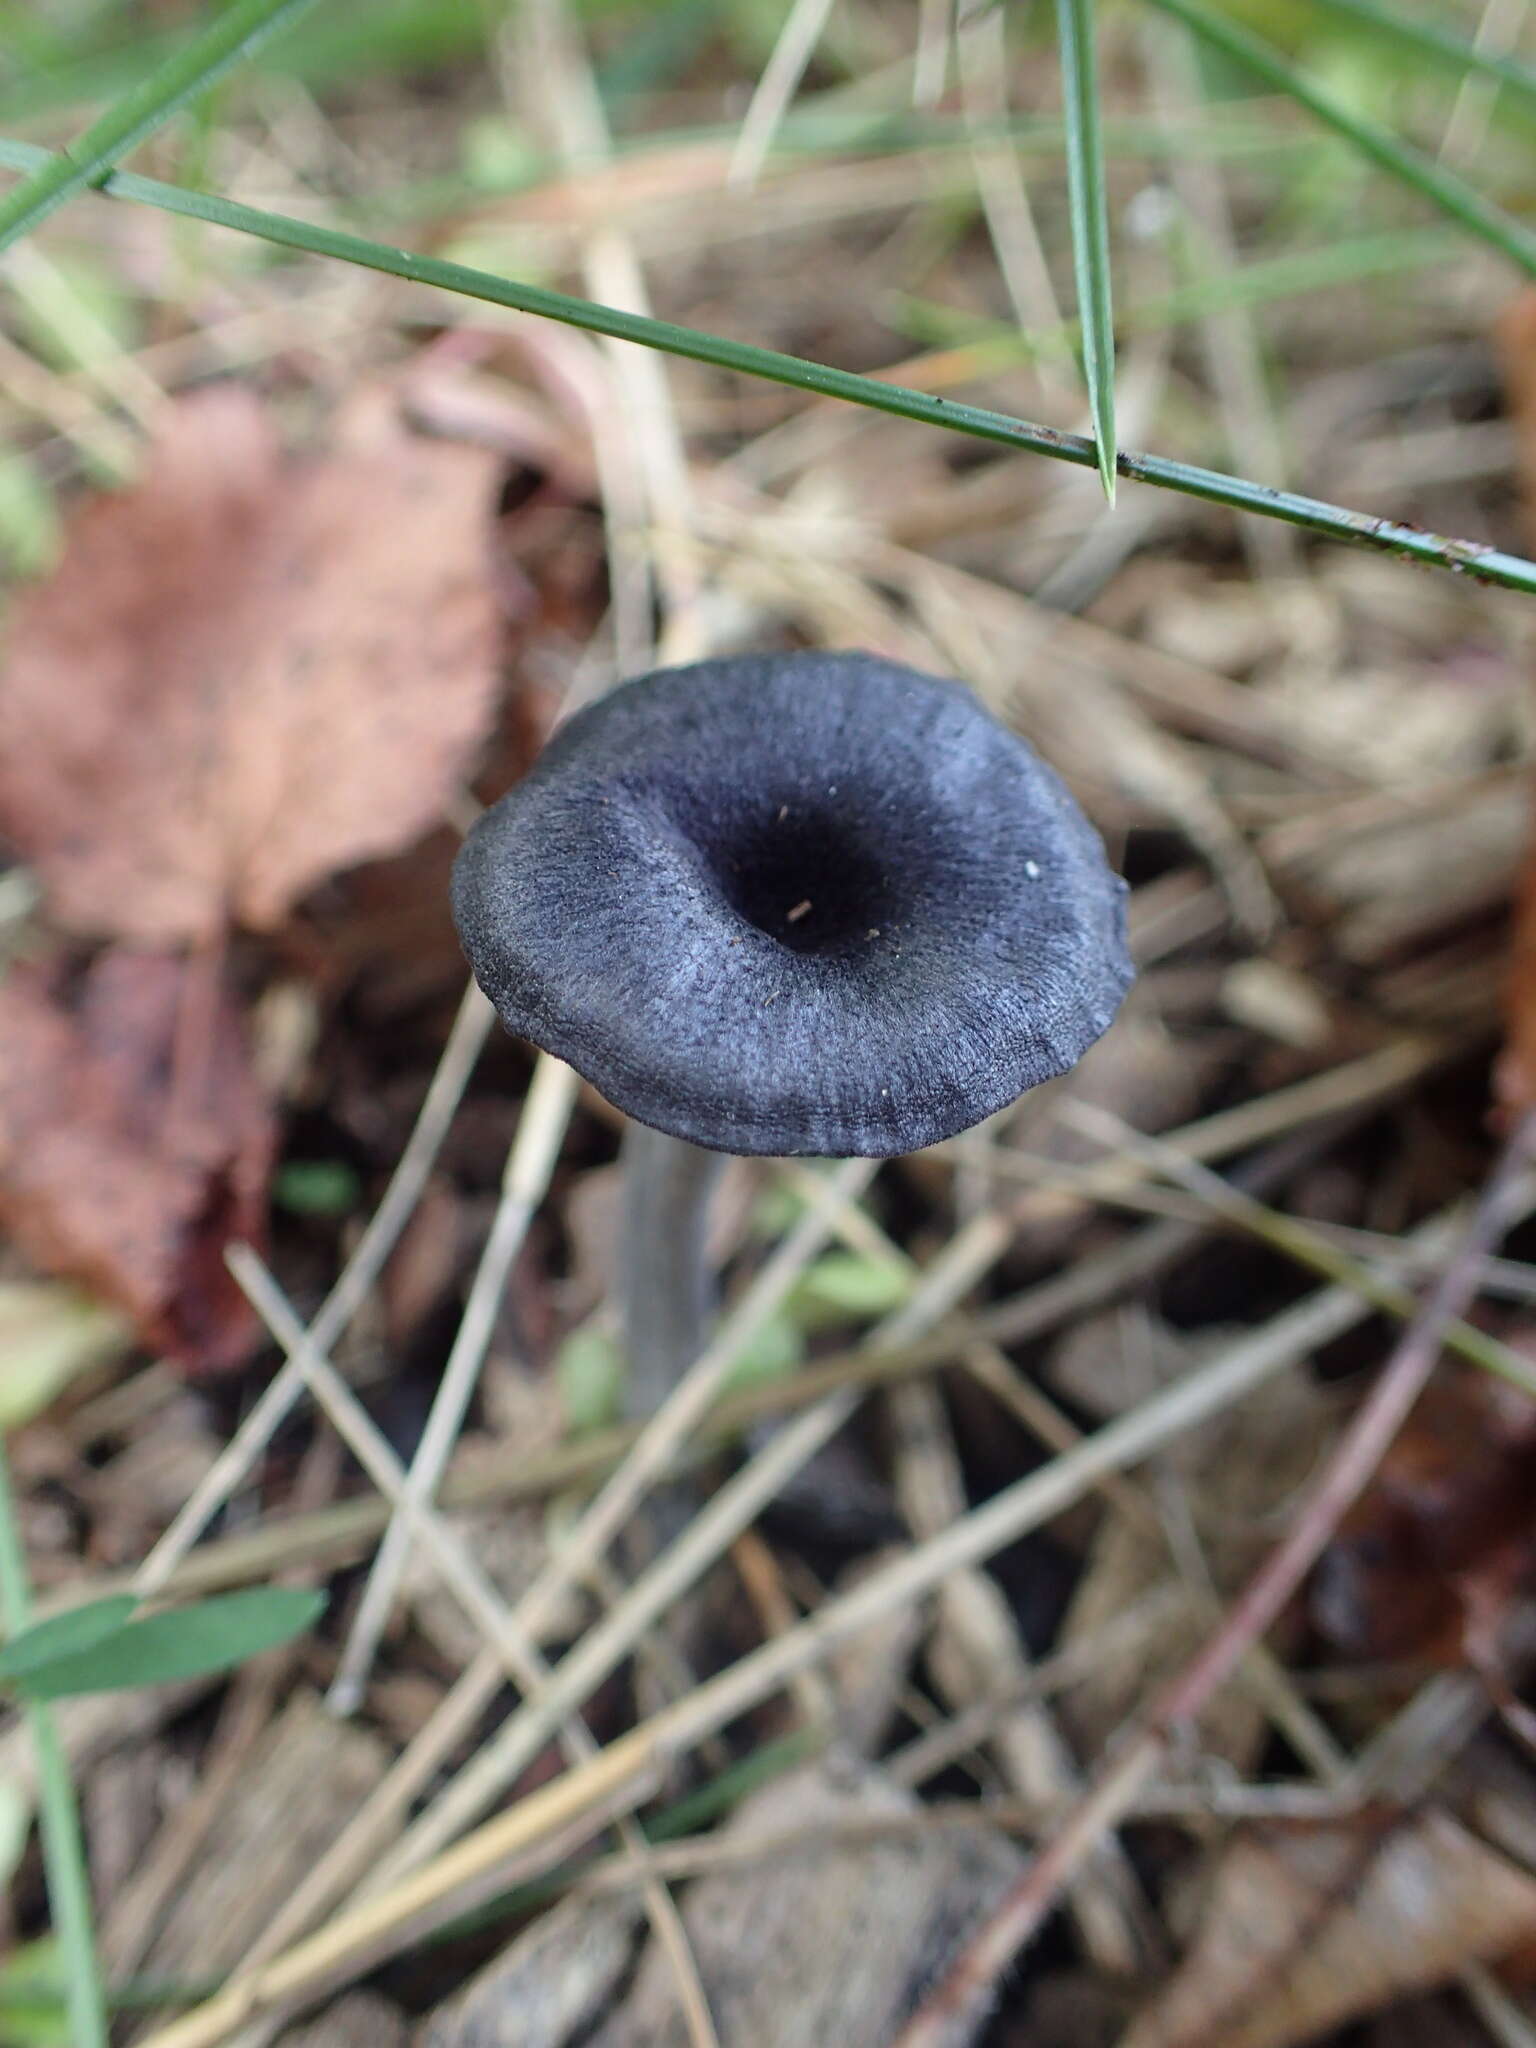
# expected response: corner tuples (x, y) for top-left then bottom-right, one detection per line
(7, 5), (1536, 2047)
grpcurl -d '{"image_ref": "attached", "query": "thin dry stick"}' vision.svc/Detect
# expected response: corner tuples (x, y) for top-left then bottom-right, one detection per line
(779, 1158), (913, 1273)
(729, 1525), (829, 1725)
(954, 1153), (1536, 1308)
(956, 6), (1075, 398)
(225, 1248), (717, 2048)
(502, 13), (639, 673)
(1059, 1099), (1536, 1396)
(6, 243), (165, 426)
(891, 1113), (1536, 2048)
(964, 1331), (1352, 1795)
(889, 1367), (1147, 1975)
(326, 1054), (578, 1713)
(728, 0), (838, 188)
(886, 1588), (1187, 1793)
(960, 1342), (1159, 1537)
(138, 1229), (1455, 2048)
(78, 1126), (1372, 1617)
(992, 1035), (1445, 1209)
(1462, 1960), (1536, 2048)
(0, 322), (138, 475)
(1309, 1236), (1536, 1301)
(136, 1728), (664, 2048)
(1439, 0), (1532, 160)
(232, 1159), (878, 1963)
(135, 979), (493, 1595)
(913, 0), (952, 106)
(516, 0), (704, 668)
(1144, 15), (1300, 579)
(512, 1784), (1372, 1910)
(229, 1247), (618, 1703)
(361, 1202), (1010, 1891)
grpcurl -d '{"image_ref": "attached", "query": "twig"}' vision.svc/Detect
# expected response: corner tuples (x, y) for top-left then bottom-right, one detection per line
(227, 1248), (601, 1705)
(891, 1112), (1536, 2048)
(136, 1728), (666, 2048)
(56, 1128), (1407, 1612)
(993, 1035), (1446, 1210)
(325, 1053), (577, 1714)
(913, 0), (951, 106)
(1462, 1960), (1536, 2048)
(730, 0), (839, 189)
(221, 1249), (717, 2048)
(135, 977), (493, 1596)
(135, 1200), (1485, 2048)
(1143, 16), (1300, 578)
(357, 1193), (1004, 1894)
(1061, 1099), (1536, 1396)
(513, 0), (704, 667)
(1438, 0), (1532, 162)
(889, 1367), (1146, 1974)
(221, 1161), (877, 1965)
(957, 5), (1076, 399)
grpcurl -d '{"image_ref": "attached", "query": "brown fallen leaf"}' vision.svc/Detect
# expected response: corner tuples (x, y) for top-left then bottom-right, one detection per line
(277, 1995), (410, 2048)
(423, 1757), (1024, 2048)
(0, 383), (504, 944)
(1310, 1364), (1536, 1669)
(140, 1691), (389, 1979)
(0, 950), (276, 1375)
(1122, 1811), (1536, 2048)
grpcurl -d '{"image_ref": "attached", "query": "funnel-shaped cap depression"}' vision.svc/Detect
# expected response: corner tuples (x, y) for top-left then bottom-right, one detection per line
(453, 651), (1132, 1157)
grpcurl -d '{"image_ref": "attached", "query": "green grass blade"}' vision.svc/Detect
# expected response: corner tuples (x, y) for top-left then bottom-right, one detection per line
(0, 138), (1533, 594)
(1306, 0), (1536, 119)
(13, 1587), (325, 1701)
(0, 1443), (108, 2048)
(0, 1595), (138, 1682)
(0, 0), (322, 255)
(1141, 0), (1536, 279)
(1056, 0), (1117, 502)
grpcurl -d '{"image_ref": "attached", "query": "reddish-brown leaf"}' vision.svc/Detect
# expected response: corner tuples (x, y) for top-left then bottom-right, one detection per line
(1310, 1364), (1536, 1666)
(0, 383), (505, 944)
(0, 951), (276, 1375)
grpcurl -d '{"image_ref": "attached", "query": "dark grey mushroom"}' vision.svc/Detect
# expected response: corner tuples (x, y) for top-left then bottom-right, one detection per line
(452, 650), (1132, 1161)
(454, 650), (1133, 1429)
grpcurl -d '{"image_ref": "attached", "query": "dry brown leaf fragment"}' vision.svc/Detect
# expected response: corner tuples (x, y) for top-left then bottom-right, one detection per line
(141, 1692), (389, 1979)
(0, 383), (505, 944)
(0, 950), (276, 1375)
(1123, 1812), (1536, 2048)
(423, 1758), (1024, 2048)
(1311, 1364), (1536, 1668)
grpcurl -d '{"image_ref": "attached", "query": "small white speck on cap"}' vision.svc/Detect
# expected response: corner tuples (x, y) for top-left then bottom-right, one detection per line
(1024, 860), (1041, 880)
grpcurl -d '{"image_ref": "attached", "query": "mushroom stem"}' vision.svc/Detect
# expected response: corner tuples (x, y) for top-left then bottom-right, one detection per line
(619, 1123), (726, 1421)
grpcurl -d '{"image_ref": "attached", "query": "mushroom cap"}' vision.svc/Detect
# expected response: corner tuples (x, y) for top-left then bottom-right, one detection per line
(452, 651), (1133, 1157)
